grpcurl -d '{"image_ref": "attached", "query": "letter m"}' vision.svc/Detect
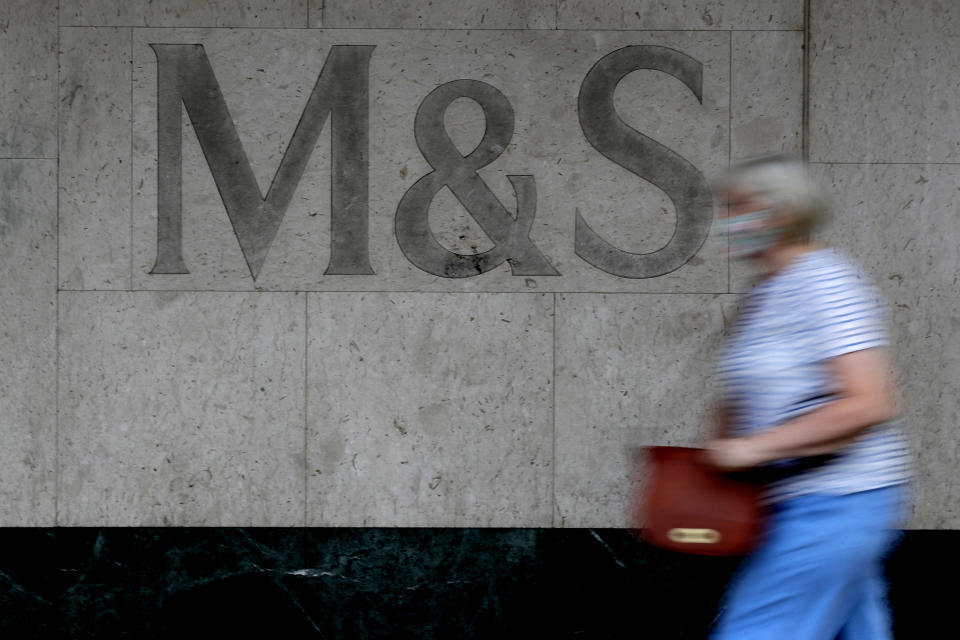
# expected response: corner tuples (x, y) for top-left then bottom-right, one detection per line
(149, 44), (375, 279)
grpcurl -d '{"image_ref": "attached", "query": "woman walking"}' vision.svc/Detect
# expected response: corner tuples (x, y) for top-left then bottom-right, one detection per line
(707, 154), (912, 640)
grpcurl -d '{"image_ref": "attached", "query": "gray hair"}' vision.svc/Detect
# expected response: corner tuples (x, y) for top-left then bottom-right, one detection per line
(715, 153), (829, 237)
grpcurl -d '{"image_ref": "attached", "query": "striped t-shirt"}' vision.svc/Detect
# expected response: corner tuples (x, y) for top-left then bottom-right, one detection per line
(717, 248), (911, 501)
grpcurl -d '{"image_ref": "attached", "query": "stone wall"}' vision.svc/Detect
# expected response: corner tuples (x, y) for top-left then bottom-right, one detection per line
(0, 0), (953, 530)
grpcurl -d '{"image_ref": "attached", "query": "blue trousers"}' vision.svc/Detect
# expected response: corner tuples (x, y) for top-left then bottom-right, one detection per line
(710, 485), (906, 640)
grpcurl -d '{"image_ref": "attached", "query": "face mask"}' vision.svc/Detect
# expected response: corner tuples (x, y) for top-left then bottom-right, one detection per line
(719, 209), (782, 259)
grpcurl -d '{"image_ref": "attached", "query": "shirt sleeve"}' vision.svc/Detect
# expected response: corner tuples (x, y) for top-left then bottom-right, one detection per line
(803, 256), (888, 362)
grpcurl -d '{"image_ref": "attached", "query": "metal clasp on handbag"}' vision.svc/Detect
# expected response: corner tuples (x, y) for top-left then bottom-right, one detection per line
(667, 528), (722, 544)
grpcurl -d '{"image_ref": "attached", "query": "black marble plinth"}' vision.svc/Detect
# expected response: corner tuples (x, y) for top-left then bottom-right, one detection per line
(0, 528), (952, 638)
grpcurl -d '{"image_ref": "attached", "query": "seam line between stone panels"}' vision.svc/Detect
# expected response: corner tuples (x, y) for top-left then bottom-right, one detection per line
(803, 0), (811, 162)
(809, 161), (960, 165)
(303, 291), (309, 527)
(64, 25), (805, 32)
(55, 288), (61, 526)
(55, 3), (62, 526)
(70, 289), (735, 296)
(551, 292), (558, 527)
(728, 29), (732, 294)
(130, 27), (134, 289)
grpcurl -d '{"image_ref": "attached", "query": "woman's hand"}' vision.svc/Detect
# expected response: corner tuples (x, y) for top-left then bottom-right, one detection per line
(706, 437), (767, 471)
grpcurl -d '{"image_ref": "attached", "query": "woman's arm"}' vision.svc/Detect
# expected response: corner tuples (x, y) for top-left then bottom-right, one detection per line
(707, 347), (897, 471)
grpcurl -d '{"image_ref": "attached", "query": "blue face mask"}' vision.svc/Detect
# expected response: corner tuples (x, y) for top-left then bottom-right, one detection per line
(719, 209), (782, 259)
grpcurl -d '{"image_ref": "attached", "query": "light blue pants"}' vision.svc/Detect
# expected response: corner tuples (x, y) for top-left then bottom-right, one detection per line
(710, 485), (906, 640)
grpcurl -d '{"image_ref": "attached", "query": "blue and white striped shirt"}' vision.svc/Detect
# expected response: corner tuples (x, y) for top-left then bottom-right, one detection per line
(717, 248), (911, 501)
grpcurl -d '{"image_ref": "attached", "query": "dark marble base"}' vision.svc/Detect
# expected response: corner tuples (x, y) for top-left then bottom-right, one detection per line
(0, 528), (953, 638)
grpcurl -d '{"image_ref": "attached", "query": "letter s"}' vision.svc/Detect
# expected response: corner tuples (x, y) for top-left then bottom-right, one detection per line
(576, 45), (713, 278)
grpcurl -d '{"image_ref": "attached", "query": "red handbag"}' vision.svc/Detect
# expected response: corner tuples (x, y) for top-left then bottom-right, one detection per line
(633, 446), (765, 556)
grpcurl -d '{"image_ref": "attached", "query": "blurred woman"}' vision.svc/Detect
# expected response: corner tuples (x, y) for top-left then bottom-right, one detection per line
(707, 154), (911, 640)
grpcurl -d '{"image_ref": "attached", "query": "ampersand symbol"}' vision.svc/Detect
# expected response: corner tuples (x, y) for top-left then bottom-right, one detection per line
(395, 79), (559, 278)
